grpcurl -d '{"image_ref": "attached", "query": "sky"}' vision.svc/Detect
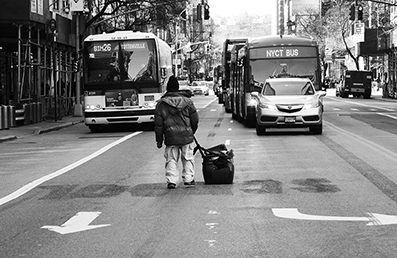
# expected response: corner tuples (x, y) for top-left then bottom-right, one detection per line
(207, 0), (277, 17)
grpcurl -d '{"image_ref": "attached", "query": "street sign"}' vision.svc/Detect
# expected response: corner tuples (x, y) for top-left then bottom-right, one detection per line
(70, 0), (84, 12)
(354, 22), (364, 35)
(49, 19), (57, 32)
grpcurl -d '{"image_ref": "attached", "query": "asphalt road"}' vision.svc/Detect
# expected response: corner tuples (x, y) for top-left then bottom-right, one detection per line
(2, 94), (397, 257)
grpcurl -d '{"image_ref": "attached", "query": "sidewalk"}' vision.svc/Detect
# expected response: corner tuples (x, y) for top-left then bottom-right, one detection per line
(0, 116), (84, 143)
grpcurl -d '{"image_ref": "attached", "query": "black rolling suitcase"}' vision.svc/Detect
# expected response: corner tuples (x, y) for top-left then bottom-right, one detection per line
(193, 137), (234, 184)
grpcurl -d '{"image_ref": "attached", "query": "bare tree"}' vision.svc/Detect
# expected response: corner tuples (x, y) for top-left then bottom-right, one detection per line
(84, 0), (186, 36)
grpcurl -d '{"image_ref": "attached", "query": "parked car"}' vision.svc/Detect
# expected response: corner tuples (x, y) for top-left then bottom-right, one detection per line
(252, 78), (326, 135)
(177, 79), (193, 95)
(191, 81), (209, 96)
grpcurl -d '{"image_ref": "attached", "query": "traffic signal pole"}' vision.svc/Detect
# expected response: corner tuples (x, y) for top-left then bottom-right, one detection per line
(74, 13), (83, 117)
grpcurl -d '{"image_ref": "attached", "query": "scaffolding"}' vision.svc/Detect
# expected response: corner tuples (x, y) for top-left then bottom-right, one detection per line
(0, 23), (76, 124)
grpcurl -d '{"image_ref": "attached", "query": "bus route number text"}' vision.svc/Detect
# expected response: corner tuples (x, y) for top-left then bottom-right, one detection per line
(266, 49), (299, 58)
(93, 44), (112, 52)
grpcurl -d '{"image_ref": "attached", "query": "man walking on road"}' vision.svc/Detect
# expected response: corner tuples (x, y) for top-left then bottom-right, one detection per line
(154, 76), (199, 189)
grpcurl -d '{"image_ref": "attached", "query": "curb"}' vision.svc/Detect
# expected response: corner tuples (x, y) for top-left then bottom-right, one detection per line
(33, 120), (84, 135)
(0, 119), (84, 143)
(0, 135), (17, 143)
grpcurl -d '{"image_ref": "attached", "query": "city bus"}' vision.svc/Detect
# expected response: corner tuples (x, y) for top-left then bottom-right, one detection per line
(220, 38), (248, 109)
(229, 35), (321, 126)
(83, 31), (173, 132)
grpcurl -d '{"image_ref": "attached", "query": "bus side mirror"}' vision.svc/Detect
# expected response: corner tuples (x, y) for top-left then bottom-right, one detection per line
(160, 68), (167, 79)
(251, 91), (259, 98)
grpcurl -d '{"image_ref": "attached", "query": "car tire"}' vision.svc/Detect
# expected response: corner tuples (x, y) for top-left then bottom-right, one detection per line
(310, 124), (322, 135)
(256, 123), (266, 135)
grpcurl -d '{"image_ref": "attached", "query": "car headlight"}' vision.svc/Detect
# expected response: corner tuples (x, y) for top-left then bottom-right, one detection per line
(303, 101), (320, 110)
(258, 102), (276, 110)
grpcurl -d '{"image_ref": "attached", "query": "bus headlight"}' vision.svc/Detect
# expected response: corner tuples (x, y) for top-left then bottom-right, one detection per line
(143, 102), (156, 108)
(85, 104), (102, 110)
(248, 98), (258, 107)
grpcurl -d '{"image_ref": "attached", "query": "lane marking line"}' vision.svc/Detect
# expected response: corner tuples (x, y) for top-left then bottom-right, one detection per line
(377, 113), (397, 120)
(331, 98), (395, 111)
(0, 132), (142, 207)
(325, 122), (397, 162)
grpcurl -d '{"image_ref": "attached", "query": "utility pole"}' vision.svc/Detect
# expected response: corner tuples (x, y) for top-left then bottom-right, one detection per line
(74, 13), (83, 117)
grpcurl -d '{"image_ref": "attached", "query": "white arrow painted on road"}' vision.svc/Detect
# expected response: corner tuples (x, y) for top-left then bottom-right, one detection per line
(42, 212), (110, 234)
(272, 208), (397, 226)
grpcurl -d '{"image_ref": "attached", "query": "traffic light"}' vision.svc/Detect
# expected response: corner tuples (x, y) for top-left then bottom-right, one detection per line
(73, 60), (79, 72)
(197, 4), (202, 20)
(357, 5), (363, 20)
(206, 44), (210, 53)
(349, 4), (355, 21)
(204, 4), (210, 20)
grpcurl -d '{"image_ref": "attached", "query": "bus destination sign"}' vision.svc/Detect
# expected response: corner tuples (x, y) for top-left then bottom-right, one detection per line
(251, 46), (317, 59)
(90, 41), (148, 52)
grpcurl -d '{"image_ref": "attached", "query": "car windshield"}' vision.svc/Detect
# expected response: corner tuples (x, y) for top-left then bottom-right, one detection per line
(178, 80), (189, 86)
(262, 81), (315, 96)
(192, 81), (207, 86)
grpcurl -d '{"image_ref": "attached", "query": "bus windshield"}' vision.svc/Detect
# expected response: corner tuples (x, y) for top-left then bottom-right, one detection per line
(250, 58), (319, 88)
(85, 39), (157, 84)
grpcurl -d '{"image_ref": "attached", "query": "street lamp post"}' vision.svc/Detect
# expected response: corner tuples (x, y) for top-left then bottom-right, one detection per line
(173, 7), (189, 78)
(73, 13), (83, 117)
(49, 19), (58, 121)
(70, 0), (88, 117)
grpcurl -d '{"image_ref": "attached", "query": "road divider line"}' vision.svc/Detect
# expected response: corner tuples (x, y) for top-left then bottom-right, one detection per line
(325, 122), (397, 163)
(331, 98), (395, 111)
(377, 113), (397, 120)
(0, 132), (142, 207)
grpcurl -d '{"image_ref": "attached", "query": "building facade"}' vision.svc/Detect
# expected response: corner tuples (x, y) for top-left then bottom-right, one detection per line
(0, 0), (80, 121)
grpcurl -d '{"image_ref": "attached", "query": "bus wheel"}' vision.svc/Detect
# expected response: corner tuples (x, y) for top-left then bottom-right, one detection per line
(256, 124), (266, 135)
(89, 125), (103, 133)
(364, 93), (371, 99)
(245, 116), (256, 128)
(310, 124), (322, 135)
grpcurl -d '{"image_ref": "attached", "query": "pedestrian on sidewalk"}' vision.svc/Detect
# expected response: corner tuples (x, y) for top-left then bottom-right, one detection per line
(154, 75), (199, 189)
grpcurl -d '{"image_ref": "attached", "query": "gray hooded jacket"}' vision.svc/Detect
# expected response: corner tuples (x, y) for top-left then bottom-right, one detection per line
(154, 92), (199, 146)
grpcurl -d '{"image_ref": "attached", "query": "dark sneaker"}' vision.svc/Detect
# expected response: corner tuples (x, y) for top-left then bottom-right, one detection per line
(184, 180), (195, 186)
(167, 183), (176, 189)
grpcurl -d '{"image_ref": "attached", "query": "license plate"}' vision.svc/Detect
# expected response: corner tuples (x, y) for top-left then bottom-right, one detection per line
(144, 95), (155, 101)
(285, 116), (296, 123)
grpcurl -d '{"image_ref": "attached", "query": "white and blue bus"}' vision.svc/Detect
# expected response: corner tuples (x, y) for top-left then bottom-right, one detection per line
(83, 31), (173, 132)
(229, 35), (321, 126)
